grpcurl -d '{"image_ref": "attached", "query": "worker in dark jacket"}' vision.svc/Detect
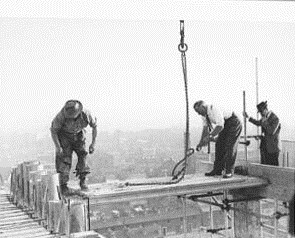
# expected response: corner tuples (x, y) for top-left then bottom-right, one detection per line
(244, 101), (281, 166)
(194, 100), (242, 178)
(50, 100), (97, 195)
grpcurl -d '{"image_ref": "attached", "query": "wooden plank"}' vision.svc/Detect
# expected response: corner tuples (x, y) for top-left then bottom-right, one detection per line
(0, 213), (28, 220)
(60, 230), (101, 238)
(0, 217), (33, 227)
(85, 174), (267, 205)
(0, 210), (26, 216)
(0, 227), (49, 237)
(0, 221), (43, 230)
(0, 224), (40, 232)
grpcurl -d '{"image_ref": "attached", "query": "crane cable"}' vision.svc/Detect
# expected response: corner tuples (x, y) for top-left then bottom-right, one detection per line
(125, 20), (194, 187)
(171, 20), (194, 180)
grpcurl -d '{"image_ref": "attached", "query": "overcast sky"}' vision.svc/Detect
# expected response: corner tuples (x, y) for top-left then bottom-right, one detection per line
(1, 1), (295, 138)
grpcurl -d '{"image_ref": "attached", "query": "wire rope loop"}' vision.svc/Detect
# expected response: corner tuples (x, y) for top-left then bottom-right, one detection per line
(178, 43), (188, 53)
(187, 148), (194, 156)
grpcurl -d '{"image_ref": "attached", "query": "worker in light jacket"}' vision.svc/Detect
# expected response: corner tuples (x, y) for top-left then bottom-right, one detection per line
(194, 100), (242, 178)
(244, 101), (281, 166)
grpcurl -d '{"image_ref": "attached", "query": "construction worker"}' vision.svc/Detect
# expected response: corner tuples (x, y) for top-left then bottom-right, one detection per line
(194, 100), (242, 178)
(50, 100), (97, 195)
(244, 101), (281, 166)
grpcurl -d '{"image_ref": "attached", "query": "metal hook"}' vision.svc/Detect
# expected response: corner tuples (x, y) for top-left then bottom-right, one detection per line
(180, 20), (184, 36)
(179, 20), (187, 52)
(180, 20), (185, 47)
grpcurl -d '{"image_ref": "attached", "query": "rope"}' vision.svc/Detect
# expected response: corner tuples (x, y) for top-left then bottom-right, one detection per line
(125, 20), (194, 187)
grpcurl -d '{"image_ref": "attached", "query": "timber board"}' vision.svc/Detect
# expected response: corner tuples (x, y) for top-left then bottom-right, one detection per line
(81, 174), (268, 205)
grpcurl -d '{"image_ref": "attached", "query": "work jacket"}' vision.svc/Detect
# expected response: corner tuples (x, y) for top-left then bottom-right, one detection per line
(51, 109), (97, 135)
(249, 111), (281, 153)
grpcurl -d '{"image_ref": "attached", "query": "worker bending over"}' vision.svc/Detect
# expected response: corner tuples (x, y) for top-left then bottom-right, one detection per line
(194, 100), (242, 178)
(50, 100), (97, 195)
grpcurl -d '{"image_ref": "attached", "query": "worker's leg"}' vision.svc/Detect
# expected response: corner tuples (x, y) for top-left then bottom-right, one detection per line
(73, 131), (90, 190)
(260, 138), (267, 165)
(267, 152), (279, 166)
(55, 134), (73, 194)
(223, 115), (242, 177)
(205, 131), (226, 176)
(214, 132), (226, 172)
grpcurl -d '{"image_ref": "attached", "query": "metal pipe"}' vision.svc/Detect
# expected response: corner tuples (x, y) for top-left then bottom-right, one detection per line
(188, 192), (224, 200)
(274, 199), (278, 238)
(210, 197), (214, 238)
(255, 57), (260, 151)
(193, 198), (224, 209)
(88, 197), (91, 231)
(182, 196), (187, 238)
(243, 91), (248, 162)
(223, 190), (229, 238)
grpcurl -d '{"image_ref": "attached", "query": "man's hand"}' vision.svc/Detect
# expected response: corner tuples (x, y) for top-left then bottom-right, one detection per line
(243, 111), (249, 118)
(196, 145), (202, 151)
(89, 143), (95, 154)
(209, 135), (217, 142)
(203, 135), (210, 144)
(55, 147), (63, 156)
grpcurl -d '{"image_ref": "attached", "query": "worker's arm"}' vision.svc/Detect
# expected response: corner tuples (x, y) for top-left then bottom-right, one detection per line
(207, 106), (224, 141)
(248, 117), (262, 126)
(209, 125), (223, 140)
(197, 125), (210, 150)
(87, 111), (98, 154)
(89, 126), (97, 154)
(50, 128), (61, 148)
(244, 111), (262, 127)
(50, 112), (63, 154)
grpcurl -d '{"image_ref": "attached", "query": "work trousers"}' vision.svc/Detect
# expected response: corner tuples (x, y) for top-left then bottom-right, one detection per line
(260, 138), (279, 166)
(56, 130), (90, 186)
(213, 114), (242, 174)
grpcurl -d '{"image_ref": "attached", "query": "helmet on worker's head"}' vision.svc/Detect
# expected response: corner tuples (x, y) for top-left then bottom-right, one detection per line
(257, 101), (267, 113)
(63, 100), (83, 118)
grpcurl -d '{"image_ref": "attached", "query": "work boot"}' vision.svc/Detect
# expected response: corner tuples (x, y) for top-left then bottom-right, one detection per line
(79, 178), (89, 191)
(60, 184), (76, 196)
(205, 170), (222, 176)
(223, 173), (233, 179)
(223, 169), (233, 179)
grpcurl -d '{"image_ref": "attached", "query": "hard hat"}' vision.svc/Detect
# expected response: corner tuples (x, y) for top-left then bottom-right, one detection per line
(63, 100), (83, 118)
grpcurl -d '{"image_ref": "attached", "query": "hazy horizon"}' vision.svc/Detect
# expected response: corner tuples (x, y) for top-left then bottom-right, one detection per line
(1, 1), (295, 139)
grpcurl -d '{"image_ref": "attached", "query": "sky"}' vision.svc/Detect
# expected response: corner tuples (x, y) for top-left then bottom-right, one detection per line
(1, 1), (295, 139)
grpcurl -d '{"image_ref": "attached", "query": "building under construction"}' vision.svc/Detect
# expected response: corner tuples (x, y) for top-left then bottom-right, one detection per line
(1, 20), (295, 238)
